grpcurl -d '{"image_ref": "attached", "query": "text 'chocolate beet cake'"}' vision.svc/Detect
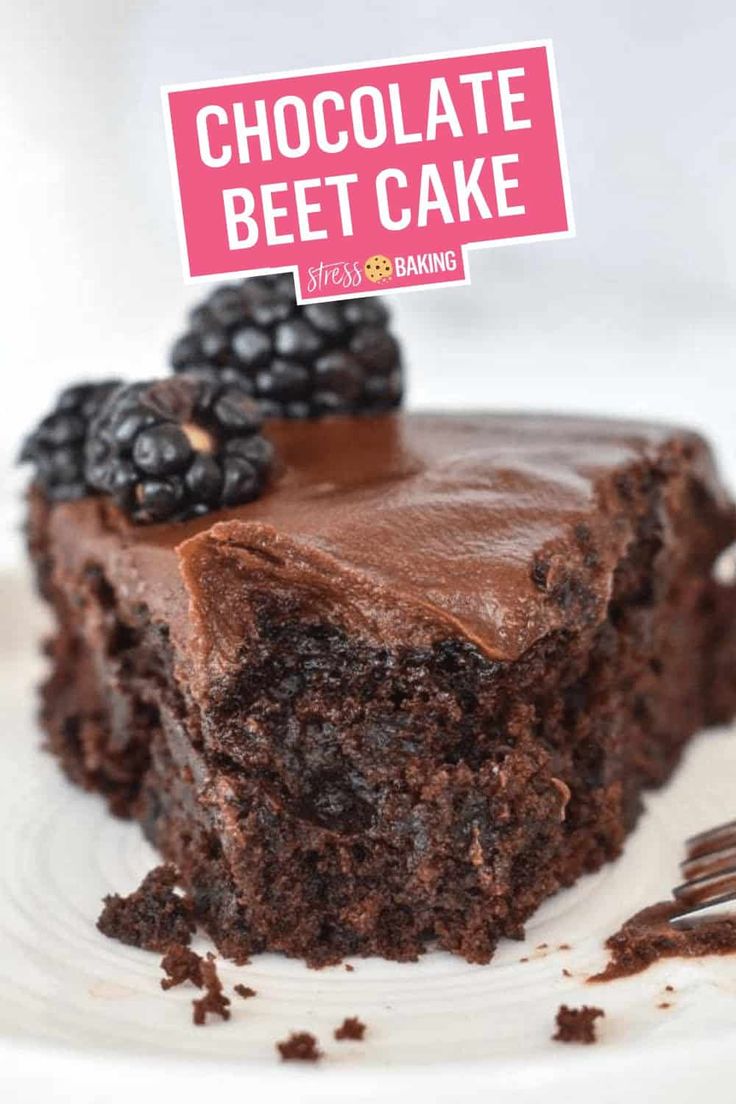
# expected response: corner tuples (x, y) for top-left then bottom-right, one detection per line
(26, 413), (736, 965)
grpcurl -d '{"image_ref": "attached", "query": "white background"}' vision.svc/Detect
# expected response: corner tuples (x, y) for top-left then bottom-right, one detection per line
(1, 4), (736, 1100)
(2, 0), (735, 566)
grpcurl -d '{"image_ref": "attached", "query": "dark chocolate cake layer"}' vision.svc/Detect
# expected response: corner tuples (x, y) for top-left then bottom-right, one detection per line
(27, 413), (736, 964)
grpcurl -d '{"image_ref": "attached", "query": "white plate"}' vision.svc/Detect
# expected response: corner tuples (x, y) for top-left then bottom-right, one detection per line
(2, 566), (736, 1103)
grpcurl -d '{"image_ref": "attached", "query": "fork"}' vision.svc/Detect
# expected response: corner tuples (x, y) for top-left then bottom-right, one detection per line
(670, 819), (736, 929)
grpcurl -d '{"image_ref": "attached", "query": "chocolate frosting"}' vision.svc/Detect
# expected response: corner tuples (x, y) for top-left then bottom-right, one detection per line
(44, 413), (729, 675)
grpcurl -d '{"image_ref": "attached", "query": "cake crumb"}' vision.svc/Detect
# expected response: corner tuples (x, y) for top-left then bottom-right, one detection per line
(192, 955), (231, 1025)
(590, 901), (736, 982)
(277, 1031), (322, 1062)
(334, 1016), (366, 1041)
(658, 1002), (672, 1009)
(558, 943), (571, 951)
(97, 865), (194, 953)
(562, 968), (572, 978)
(160, 945), (204, 990)
(234, 983), (257, 999)
(344, 964), (355, 972)
(536, 943), (549, 950)
(519, 956), (529, 963)
(553, 1004), (604, 1044)
(665, 984), (675, 992)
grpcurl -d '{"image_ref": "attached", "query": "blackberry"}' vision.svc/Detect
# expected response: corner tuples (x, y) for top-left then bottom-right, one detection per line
(170, 274), (403, 417)
(19, 380), (121, 501)
(85, 376), (273, 523)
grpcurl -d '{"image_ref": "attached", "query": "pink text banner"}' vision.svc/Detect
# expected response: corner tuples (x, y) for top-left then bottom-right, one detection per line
(162, 42), (574, 302)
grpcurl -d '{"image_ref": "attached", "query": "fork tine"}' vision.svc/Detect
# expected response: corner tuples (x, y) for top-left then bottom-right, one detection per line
(673, 866), (736, 905)
(686, 819), (736, 860)
(669, 820), (736, 932)
(670, 892), (736, 930)
(682, 842), (736, 881)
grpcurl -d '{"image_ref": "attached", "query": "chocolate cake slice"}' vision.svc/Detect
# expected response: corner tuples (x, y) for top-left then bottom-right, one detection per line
(26, 413), (736, 964)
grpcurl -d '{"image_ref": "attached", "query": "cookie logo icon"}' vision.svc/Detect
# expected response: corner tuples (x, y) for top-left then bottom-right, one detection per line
(363, 254), (393, 283)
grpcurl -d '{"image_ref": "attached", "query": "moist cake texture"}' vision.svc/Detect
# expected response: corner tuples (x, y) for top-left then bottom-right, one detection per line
(96, 863), (194, 952)
(26, 413), (736, 964)
(590, 900), (736, 981)
(553, 1004), (605, 1044)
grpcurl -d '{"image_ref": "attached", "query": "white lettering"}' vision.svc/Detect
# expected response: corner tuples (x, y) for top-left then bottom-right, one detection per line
(458, 72), (495, 135)
(324, 173), (358, 236)
(375, 168), (410, 230)
(492, 154), (525, 215)
(350, 86), (387, 149)
(453, 158), (492, 221)
(196, 106), (231, 167)
(222, 188), (258, 249)
(313, 90), (348, 153)
(232, 99), (272, 163)
(417, 163), (454, 226)
(426, 77), (463, 140)
(261, 182), (294, 244)
(498, 68), (531, 131)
